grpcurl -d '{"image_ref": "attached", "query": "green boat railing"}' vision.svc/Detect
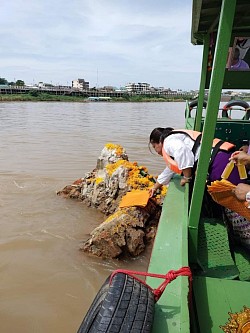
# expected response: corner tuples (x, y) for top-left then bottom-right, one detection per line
(188, 0), (237, 263)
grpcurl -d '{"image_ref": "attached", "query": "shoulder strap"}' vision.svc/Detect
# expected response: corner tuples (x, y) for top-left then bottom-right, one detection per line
(167, 130), (202, 158)
(170, 130), (196, 140)
(192, 133), (202, 155)
(209, 140), (224, 169)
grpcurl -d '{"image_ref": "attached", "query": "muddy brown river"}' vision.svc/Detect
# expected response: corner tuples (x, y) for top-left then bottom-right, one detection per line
(0, 101), (185, 332)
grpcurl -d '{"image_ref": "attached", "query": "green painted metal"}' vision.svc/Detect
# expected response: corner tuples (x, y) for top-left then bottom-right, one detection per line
(192, 0), (250, 89)
(185, 106), (195, 130)
(200, 119), (250, 150)
(206, 69), (250, 90)
(147, 177), (190, 333)
(191, 0), (203, 45)
(192, 1), (250, 45)
(193, 277), (250, 333)
(194, 35), (209, 132)
(234, 247), (250, 281)
(147, 1), (250, 332)
(188, 0), (237, 263)
(197, 218), (239, 279)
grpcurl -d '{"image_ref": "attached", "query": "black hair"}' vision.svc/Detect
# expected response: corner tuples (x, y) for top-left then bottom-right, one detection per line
(149, 127), (174, 144)
(148, 127), (174, 153)
(233, 47), (240, 60)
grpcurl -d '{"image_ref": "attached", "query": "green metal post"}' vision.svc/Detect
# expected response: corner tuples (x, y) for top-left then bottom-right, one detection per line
(194, 35), (209, 131)
(188, 0), (236, 263)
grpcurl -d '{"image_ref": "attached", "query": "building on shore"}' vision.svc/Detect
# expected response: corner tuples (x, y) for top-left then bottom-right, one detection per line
(125, 82), (150, 94)
(72, 79), (89, 90)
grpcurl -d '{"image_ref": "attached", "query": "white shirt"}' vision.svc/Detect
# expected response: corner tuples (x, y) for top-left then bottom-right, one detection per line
(157, 133), (201, 185)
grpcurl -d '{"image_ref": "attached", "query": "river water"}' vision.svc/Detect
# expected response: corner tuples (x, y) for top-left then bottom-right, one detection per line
(0, 101), (185, 333)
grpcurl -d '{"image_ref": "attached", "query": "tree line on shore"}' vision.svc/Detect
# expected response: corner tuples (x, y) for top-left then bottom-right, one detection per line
(0, 92), (189, 102)
(0, 76), (193, 102)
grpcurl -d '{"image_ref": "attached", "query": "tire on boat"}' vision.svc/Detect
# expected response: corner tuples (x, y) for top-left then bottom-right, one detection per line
(77, 272), (155, 333)
(222, 100), (250, 120)
(189, 99), (207, 110)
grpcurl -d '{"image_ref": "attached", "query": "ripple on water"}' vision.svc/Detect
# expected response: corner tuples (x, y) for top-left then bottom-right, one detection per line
(0, 102), (185, 333)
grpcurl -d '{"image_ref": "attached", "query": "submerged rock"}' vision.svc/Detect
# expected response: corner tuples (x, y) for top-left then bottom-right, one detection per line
(57, 143), (166, 258)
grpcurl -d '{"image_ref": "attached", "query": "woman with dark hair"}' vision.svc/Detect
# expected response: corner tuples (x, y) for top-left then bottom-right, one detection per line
(148, 127), (243, 198)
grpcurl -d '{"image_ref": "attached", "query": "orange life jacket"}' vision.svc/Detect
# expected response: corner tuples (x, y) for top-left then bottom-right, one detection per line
(162, 129), (235, 174)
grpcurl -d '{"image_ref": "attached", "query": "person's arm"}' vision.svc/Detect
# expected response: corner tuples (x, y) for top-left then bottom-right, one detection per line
(180, 167), (193, 186)
(149, 167), (174, 197)
(229, 151), (250, 166)
(149, 181), (163, 198)
(234, 183), (250, 201)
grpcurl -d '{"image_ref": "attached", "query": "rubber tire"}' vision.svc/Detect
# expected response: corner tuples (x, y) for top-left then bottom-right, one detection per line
(245, 110), (250, 120)
(77, 273), (155, 333)
(77, 276), (110, 333)
(222, 100), (250, 119)
(189, 99), (207, 110)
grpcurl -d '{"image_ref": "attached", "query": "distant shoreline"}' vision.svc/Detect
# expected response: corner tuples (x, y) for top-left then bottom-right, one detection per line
(0, 93), (188, 103)
(1, 93), (247, 103)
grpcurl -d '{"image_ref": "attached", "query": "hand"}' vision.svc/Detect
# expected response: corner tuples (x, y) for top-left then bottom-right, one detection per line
(149, 187), (156, 198)
(239, 145), (249, 153)
(230, 151), (250, 166)
(233, 183), (250, 201)
(180, 177), (189, 186)
(180, 173), (192, 186)
(149, 181), (162, 197)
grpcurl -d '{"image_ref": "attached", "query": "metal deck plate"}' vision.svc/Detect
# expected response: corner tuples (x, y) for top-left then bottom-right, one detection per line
(197, 218), (239, 279)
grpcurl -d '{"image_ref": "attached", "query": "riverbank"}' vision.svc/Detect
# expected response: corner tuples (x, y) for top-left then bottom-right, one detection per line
(2, 92), (247, 103)
(0, 92), (190, 102)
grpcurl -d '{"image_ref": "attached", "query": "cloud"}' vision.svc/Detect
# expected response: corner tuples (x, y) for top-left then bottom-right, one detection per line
(0, 0), (202, 90)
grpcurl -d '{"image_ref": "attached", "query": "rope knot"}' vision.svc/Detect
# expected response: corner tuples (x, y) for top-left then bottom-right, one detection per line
(109, 266), (192, 303)
(165, 270), (177, 282)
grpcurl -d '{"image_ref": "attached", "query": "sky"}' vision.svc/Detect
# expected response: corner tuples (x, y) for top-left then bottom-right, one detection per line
(0, 0), (203, 91)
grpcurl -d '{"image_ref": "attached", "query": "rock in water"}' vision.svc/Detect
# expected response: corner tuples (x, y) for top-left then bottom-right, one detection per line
(57, 143), (166, 258)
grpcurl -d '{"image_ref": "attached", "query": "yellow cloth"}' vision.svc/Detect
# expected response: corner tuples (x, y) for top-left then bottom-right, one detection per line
(207, 179), (250, 220)
(119, 190), (150, 208)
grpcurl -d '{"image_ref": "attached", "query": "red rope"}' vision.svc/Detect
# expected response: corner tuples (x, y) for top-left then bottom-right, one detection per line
(110, 266), (192, 302)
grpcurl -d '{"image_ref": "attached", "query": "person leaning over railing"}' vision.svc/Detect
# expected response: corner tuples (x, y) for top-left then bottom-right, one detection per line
(148, 127), (244, 198)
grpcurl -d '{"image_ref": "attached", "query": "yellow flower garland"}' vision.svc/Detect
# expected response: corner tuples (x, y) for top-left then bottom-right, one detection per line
(105, 143), (124, 156)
